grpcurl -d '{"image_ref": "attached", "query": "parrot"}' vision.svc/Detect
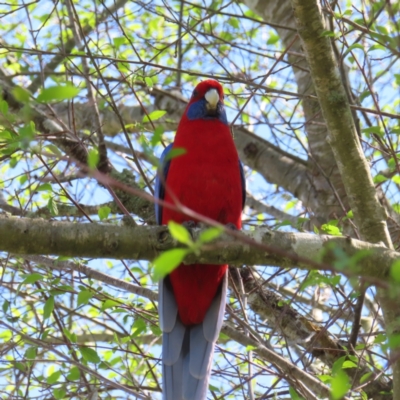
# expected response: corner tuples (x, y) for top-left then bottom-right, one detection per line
(154, 79), (246, 400)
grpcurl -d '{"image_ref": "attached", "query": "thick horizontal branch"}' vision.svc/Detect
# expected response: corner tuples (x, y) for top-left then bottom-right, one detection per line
(0, 215), (396, 282)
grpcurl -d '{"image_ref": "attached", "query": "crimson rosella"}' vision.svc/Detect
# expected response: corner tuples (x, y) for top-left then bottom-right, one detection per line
(155, 79), (245, 400)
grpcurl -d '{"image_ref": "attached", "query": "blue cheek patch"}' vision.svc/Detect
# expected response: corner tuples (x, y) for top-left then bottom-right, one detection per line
(187, 99), (228, 125)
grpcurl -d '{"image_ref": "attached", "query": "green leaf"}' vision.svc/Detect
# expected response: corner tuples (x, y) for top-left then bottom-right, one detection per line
(37, 85), (80, 103)
(227, 17), (239, 29)
(346, 210), (353, 219)
(0, 130), (12, 140)
(344, 43), (365, 55)
(21, 273), (43, 285)
(131, 318), (147, 336)
(168, 221), (193, 245)
(45, 145), (62, 157)
(47, 370), (61, 384)
(12, 86), (31, 103)
(374, 333), (386, 344)
(101, 299), (119, 311)
(15, 362), (26, 372)
(199, 227), (223, 243)
(151, 125), (164, 146)
(165, 147), (186, 161)
(153, 249), (188, 281)
(2, 300), (9, 314)
(360, 371), (373, 384)
(53, 388), (66, 399)
(390, 260), (400, 282)
(373, 174), (387, 184)
(289, 386), (305, 400)
(67, 366), (80, 381)
(342, 360), (357, 369)
(98, 206), (111, 220)
(0, 100), (8, 115)
(143, 110), (166, 123)
(362, 126), (384, 137)
(320, 30), (335, 37)
(267, 33), (280, 45)
(25, 346), (37, 360)
(113, 36), (127, 49)
(79, 346), (101, 363)
(392, 175), (400, 185)
(209, 384), (220, 392)
(368, 44), (386, 52)
(144, 76), (154, 88)
(47, 197), (58, 216)
(77, 290), (93, 306)
(388, 333), (400, 349)
(36, 183), (52, 191)
(321, 223), (341, 236)
(318, 374), (331, 383)
(63, 328), (77, 343)
(359, 90), (371, 102)
(43, 296), (54, 319)
(87, 148), (99, 169)
(330, 370), (350, 400)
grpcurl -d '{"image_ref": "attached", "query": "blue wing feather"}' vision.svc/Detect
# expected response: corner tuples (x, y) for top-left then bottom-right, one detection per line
(155, 143), (174, 225)
(239, 160), (246, 210)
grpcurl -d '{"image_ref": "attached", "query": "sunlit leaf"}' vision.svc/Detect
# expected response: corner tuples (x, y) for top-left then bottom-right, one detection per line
(87, 148), (99, 169)
(165, 147), (186, 161)
(25, 346), (37, 360)
(21, 273), (43, 285)
(47, 370), (61, 384)
(53, 388), (66, 399)
(79, 346), (101, 363)
(43, 296), (54, 319)
(153, 249), (188, 281)
(12, 86), (30, 103)
(77, 290), (93, 306)
(330, 370), (350, 400)
(37, 85), (80, 102)
(168, 221), (193, 245)
(142, 110), (166, 123)
(67, 366), (80, 381)
(47, 197), (58, 216)
(98, 206), (111, 220)
(199, 227), (223, 243)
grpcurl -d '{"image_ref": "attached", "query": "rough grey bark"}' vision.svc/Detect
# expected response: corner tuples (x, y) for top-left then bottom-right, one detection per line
(289, 0), (391, 247)
(242, 0), (348, 225)
(289, 0), (399, 397)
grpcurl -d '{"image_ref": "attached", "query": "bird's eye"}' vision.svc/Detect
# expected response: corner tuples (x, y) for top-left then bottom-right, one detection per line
(192, 89), (198, 98)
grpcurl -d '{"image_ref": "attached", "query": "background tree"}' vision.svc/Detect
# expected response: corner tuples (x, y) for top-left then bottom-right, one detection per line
(0, 0), (399, 399)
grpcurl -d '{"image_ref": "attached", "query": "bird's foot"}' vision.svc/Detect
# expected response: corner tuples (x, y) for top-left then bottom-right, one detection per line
(182, 220), (197, 230)
(225, 222), (238, 231)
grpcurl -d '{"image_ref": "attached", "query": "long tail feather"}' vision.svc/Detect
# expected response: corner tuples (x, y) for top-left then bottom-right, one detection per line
(159, 273), (228, 400)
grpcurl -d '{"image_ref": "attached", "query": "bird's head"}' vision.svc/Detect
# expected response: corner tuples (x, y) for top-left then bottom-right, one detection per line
(185, 79), (228, 125)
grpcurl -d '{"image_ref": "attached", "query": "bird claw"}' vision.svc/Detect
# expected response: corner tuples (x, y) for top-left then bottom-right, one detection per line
(225, 222), (238, 230)
(182, 220), (197, 229)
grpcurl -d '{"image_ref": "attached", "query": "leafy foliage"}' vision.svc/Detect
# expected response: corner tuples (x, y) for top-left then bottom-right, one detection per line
(0, 0), (398, 399)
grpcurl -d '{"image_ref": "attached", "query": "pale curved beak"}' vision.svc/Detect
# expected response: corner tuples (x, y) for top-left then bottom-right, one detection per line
(205, 88), (219, 111)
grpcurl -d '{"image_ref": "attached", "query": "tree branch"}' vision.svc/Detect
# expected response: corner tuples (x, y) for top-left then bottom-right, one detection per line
(0, 215), (396, 283)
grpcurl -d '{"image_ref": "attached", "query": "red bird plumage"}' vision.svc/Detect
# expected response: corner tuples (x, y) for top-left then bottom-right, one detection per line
(155, 79), (244, 400)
